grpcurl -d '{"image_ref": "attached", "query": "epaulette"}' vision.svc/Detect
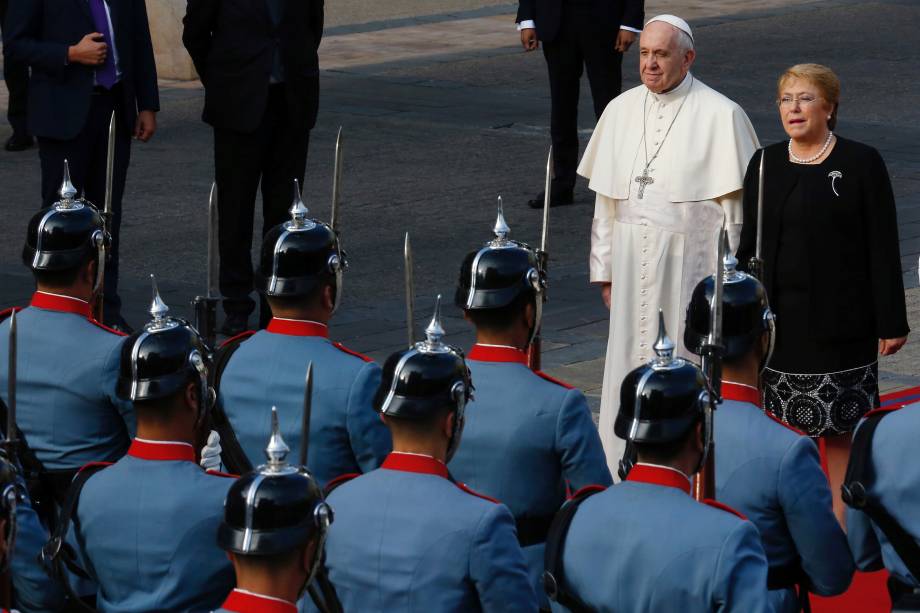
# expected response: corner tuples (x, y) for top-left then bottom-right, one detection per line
(703, 498), (748, 521)
(535, 370), (575, 390)
(89, 319), (128, 336)
(332, 342), (373, 363)
(324, 472), (360, 497)
(455, 482), (499, 504)
(764, 412), (806, 436)
(206, 469), (238, 479)
(568, 484), (607, 500)
(0, 307), (23, 323)
(77, 460), (114, 474)
(219, 329), (256, 349)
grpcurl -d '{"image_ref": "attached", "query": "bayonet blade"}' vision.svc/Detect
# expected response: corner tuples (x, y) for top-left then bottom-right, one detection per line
(7, 311), (16, 447)
(711, 227), (726, 348)
(104, 112), (116, 219)
(404, 232), (416, 347)
(299, 361), (313, 468)
(755, 148), (765, 262)
(207, 182), (219, 298)
(331, 127), (343, 232)
(541, 146), (553, 253)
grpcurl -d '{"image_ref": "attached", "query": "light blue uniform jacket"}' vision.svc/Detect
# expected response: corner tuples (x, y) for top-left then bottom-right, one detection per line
(448, 345), (612, 606)
(218, 320), (391, 487)
(556, 464), (771, 613)
(847, 403), (920, 586)
(716, 383), (854, 610)
(0, 294), (134, 470)
(316, 452), (538, 613)
(72, 440), (235, 612)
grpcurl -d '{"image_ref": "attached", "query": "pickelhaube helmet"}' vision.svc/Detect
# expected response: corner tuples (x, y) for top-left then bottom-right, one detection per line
(218, 407), (332, 559)
(455, 197), (546, 341)
(615, 312), (713, 446)
(375, 297), (472, 459)
(22, 160), (109, 272)
(684, 246), (776, 365)
(116, 276), (211, 405)
(257, 180), (347, 310)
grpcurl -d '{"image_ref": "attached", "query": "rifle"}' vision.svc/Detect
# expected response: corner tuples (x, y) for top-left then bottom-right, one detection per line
(528, 146), (552, 370)
(92, 113), (116, 322)
(748, 148), (765, 281)
(193, 182), (220, 350)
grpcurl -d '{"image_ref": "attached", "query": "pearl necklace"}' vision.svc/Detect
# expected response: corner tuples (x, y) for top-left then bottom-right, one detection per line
(788, 131), (834, 164)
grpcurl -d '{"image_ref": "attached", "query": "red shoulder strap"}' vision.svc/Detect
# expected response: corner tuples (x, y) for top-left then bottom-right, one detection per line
(206, 469), (239, 479)
(455, 482), (500, 504)
(332, 342), (373, 363)
(77, 461), (114, 474)
(324, 472), (360, 497)
(88, 319), (128, 336)
(535, 370), (575, 390)
(703, 498), (748, 521)
(568, 484), (608, 500)
(863, 405), (902, 420)
(764, 412), (806, 436)
(0, 307), (23, 323)
(219, 329), (256, 349)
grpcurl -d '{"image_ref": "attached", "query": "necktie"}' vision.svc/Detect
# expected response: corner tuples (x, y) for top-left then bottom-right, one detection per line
(88, 0), (117, 89)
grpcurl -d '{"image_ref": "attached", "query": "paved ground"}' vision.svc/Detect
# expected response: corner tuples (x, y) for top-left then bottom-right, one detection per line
(1, 0), (918, 410)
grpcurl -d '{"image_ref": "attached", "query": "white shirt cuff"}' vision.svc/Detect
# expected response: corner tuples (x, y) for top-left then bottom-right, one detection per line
(620, 25), (642, 33)
(517, 20), (536, 31)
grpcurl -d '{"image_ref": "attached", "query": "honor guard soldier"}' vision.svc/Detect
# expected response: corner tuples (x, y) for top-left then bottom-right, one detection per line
(449, 202), (611, 605)
(844, 402), (920, 608)
(213, 186), (390, 486)
(684, 248), (854, 611)
(319, 299), (539, 612)
(216, 406), (341, 613)
(543, 314), (770, 613)
(0, 166), (132, 520)
(47, 282), (236, 612)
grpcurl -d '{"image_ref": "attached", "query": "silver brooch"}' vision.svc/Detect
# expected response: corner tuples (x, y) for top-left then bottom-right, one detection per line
(828, 170), (843, 197)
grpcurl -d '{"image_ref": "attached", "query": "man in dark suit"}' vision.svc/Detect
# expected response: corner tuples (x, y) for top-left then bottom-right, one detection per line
(4, 0), (159, 331)
(183, 0), (324, 336)
(517, 0), (643, 208)
(0, 0), (33, 151)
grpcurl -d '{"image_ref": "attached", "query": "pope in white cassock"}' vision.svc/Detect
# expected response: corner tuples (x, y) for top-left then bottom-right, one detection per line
(578, 15), (759, 476)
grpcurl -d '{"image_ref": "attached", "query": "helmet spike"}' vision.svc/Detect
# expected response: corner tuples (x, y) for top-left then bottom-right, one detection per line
(58, 160), (78, 208)
(493, 196), (510, 241)
(652, 310), (676, 366)
(148, 274), (170, 324)
(289, 179), (309, 228)
(423, 295), (446, 348)
(265, 406), (290, 470)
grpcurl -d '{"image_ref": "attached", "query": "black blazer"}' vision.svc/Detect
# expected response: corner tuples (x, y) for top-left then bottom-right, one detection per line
(3, 0), (159, 140)
(516, 0), (644, 43)
(182, 0), (323, 135)
(737, 138), (909, 342)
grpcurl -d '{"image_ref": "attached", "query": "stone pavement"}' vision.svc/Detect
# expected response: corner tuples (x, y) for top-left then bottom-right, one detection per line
(1, 0), (918, 412)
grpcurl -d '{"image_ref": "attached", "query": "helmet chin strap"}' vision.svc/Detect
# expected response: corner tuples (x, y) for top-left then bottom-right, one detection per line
(759, 309), (776, 374)
(445, 382), (467, 463)
(692, 392), (715, 476)
(527, 292), (543, 348)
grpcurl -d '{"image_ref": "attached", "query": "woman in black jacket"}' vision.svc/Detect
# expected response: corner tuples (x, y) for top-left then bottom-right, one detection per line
(736, 63), (909, 522)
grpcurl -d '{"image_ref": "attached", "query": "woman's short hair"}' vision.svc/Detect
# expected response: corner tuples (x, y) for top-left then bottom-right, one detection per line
(777, 63), (841, 130)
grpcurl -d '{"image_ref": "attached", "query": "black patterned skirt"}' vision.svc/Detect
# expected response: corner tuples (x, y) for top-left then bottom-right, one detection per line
(762, 362), (880, 437)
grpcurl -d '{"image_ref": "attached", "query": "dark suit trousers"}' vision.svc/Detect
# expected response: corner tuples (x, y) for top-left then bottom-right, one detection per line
(38, 86), (130, 322)
(542, 4), (622, 192)
(0, 0), (30, 135)
(214, 83), (310, 320)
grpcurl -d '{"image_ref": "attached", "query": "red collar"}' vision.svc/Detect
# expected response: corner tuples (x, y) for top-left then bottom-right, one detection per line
(626, 464), (692, 495)
(722, 381), (762, 408)
(381, 452), (449, 479)
(127, 439), (196, 463)
(265, 318), (328, 337)
(30, 292), (92, 319)
(220, 590), (297, 613)
(467, 344), (528, 365)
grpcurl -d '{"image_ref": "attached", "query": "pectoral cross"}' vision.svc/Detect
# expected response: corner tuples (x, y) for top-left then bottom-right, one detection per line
(635, 168), (654, 200)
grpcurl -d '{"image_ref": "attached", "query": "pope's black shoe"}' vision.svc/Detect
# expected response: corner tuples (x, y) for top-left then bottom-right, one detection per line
(527, 189), (574, 209)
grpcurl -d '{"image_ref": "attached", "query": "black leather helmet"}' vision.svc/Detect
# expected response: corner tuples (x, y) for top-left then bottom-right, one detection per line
(218, 407), (332, 557)
(256, 181), (346, 307)
(684, 249), (775, 363)
(22, 161), (109, 272)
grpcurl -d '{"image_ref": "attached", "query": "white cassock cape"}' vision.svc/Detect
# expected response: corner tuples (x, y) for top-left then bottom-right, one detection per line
(577, 74), (759, 477)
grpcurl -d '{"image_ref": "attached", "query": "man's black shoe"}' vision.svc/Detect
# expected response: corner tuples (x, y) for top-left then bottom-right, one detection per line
(4, 133), (35, 152)
(220, 314), (249, 337)
(527, 189), (574, 209)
